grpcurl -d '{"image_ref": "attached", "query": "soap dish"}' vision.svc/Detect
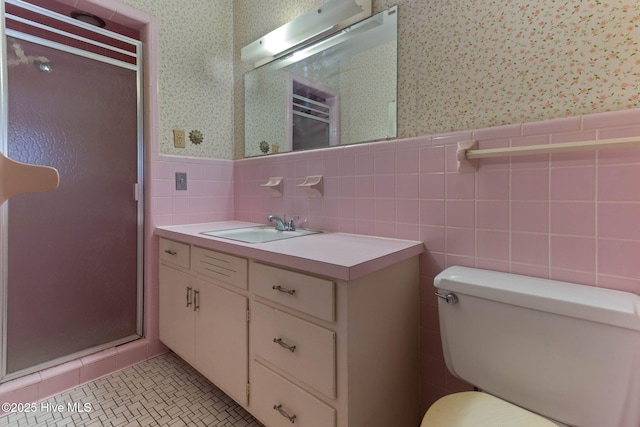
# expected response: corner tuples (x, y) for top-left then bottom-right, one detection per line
(260, 177), (283, 197)
(297, 175), (323, 197)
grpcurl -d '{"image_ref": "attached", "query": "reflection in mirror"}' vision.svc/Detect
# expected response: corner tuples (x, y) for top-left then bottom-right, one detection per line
(244, 7), (397, 157)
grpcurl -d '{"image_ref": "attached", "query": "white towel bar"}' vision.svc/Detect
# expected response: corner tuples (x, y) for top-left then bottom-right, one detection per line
(457, 136), (640, 172)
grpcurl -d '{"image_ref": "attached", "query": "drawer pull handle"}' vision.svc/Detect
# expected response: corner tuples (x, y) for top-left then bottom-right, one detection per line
(273, 338), (296, 353)
(186, 286), (193, 307)
(164, 249), (177, 256)
(194, 290), (200, 312)
(273, 404), (297, 423)
(272, 285), (295, 295)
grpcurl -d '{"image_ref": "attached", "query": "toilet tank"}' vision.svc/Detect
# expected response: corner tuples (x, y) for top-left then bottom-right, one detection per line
(435, 266), (640, 427)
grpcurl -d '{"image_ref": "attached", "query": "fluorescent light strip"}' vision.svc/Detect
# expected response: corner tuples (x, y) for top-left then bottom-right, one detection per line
(241, 0), (370, 68)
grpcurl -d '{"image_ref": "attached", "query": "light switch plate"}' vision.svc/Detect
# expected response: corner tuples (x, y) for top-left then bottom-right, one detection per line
(175, 172), (187, 190)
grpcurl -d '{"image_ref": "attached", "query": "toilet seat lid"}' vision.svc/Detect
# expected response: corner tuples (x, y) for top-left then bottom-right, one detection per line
(422, 392), (559, 427)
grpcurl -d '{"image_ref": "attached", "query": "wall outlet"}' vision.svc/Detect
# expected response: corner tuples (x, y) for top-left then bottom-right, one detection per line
(173, 129), (186, 148)
(175, 172), (187, 190)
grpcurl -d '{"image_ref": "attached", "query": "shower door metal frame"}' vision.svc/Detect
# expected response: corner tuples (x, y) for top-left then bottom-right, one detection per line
(0, 0), (144, 382)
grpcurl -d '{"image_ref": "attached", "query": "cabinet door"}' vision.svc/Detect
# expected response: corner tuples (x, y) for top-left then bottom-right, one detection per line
(159, 265), (195, 363)
(194, 277), (248, 406)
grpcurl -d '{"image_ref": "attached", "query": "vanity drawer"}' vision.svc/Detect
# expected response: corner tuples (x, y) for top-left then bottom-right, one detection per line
(250, 360), (336, 427)
(251, 263), (335, 322)
(252, 302), (336, 398)
(192, 246), (248, 289)
(160, 238), (190, 269)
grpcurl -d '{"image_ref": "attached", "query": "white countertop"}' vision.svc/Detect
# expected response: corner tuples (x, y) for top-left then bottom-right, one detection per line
(154, 221), (424, 281)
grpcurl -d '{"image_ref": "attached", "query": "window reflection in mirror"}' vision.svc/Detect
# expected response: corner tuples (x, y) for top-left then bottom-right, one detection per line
(244, 6), (397, 157)
(290, 73), (339, 151)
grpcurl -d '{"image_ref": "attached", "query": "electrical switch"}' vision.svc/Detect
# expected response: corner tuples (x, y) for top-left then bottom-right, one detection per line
(175, 172), (187, 190)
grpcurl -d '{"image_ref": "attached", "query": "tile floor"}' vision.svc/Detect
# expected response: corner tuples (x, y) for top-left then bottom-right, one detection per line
(0, 352), (264, 427)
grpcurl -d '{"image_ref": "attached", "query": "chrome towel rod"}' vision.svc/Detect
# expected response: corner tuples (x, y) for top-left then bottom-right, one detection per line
(457, 136), (640, 172)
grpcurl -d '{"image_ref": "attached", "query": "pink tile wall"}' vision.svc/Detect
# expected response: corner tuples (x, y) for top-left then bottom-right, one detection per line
(150, 155), (235, 227)
(234, 108), (640, 413)
(143, 155), (234, 365)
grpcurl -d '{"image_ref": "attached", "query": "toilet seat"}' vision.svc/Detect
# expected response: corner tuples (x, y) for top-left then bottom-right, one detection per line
(421, 391), (559, 426)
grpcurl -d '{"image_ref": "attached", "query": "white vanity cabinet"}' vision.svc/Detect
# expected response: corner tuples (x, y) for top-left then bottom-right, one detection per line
(248, 259), (420, 427)
(159, 238), (249, 406)
(156, 224), (422, 427)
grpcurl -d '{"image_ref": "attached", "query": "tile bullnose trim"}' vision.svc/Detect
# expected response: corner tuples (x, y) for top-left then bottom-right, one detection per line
(0, 339), (167, 408)
(582, 108), (640, 130)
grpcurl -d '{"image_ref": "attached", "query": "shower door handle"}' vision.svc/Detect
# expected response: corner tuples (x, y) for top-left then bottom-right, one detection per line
(0, 152), (59, 206)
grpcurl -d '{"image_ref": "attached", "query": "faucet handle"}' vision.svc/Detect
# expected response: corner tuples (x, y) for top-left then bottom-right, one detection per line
(287, 216), (299, 231)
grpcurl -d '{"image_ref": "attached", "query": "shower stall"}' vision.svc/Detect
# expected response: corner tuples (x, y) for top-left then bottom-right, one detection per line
(0, 0), (144, 381)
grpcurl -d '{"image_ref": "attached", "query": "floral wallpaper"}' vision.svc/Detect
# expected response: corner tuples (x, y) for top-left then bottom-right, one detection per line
(119, 0), (235, 159)
(381, 0), (640, 137)
(243, 65), (287, 157)
(234, 0), (640, 156)
(339, 41), (397, 145)
(108, 0), (640, 159)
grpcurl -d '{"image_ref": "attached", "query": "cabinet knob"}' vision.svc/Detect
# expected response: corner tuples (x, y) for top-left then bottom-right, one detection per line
(164, 249), (177, 256)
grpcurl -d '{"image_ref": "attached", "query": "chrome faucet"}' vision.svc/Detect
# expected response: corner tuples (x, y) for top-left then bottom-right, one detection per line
(267, 215), (297, 231)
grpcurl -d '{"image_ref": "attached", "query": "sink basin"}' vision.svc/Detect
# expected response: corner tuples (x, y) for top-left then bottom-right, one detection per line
(201, 226), (320, 244)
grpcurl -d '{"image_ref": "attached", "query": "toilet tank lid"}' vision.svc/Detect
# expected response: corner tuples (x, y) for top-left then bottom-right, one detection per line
(435, 266), (640, 331)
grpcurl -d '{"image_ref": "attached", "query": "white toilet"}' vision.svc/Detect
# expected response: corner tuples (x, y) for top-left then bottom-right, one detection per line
(422, 266), (640, 427)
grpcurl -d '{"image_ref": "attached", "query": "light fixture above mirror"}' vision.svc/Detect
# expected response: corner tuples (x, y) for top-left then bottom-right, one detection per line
(241, 0), (372, 68)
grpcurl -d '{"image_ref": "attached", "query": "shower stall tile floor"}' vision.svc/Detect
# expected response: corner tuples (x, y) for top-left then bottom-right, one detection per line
(0, 352), (264, 427)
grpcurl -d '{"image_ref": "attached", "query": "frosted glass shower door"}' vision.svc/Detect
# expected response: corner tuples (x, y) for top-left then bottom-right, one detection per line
(3, 38), (142, 376)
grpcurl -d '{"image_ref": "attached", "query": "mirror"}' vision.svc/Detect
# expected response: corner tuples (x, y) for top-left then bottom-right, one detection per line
(244, 7), (397, 157)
